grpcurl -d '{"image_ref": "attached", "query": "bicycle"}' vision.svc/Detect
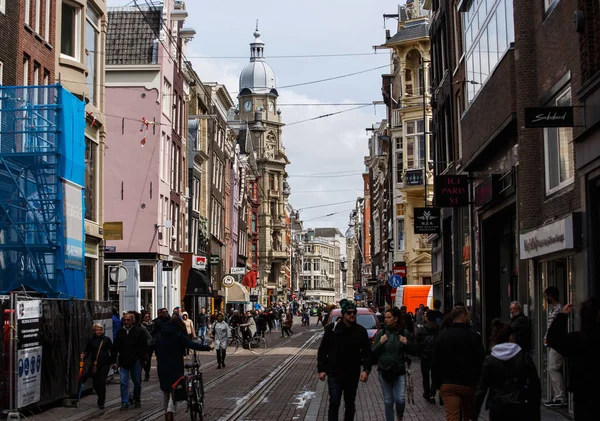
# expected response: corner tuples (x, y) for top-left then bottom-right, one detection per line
(228, 326), (267, 355)
(173, 350), (205, 421)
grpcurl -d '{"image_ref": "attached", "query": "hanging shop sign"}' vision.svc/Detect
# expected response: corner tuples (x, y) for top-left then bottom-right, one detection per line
(434, 175), (469, 207)
(405, 169), (424, 186)
(519, 213), (582, 259)
(193, 255), (207, 270)
(393, 264), (407, 277)
(16, 299), (43, 409)
(249, 294), (259, 302)
(209, 255), (220, 265)
(414, 207), (441, 234)
(162, 261), (173, 272)
(475, 175), (500, 207)
(230, 267), (246, 275)
(524, 106), (574, 128)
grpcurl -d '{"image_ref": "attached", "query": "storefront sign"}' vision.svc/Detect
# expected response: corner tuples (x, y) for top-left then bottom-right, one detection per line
(103, 221), (123, 240)
(193, 255), (207, 270)
(16, 299), (43, 409)
(414, 207), (441, 234)
(249, 294), (259, 302)
(434, 175), (469, 207)
(230, 267), (245, 275)
(475, 175), (499, 207)
(393, 264), (407, 277)
(210, 255), (220, 265)
(524, 106), (574, 128)
(162, 261), (173, 272)
(405, 169), (424, 186)
(520, 214), (575, 259)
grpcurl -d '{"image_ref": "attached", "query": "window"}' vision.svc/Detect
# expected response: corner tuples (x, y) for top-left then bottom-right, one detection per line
(33, 62), (40, 103)
(313, 261), (320, 271)
(406, 120), (426, 169)
(85, 6), (100, 106)
(44, 0), (51, 41)
(85, 135), (98, 221)
(170, 141), (176, 190)
(61, 1), (81, 60)
(0, 61), (3, 85)
(251, 213), (257, 233)
(23, 57), (30, 86)
(162, 78), (171, 116)
(544, 0), (558, 12)
(25, 0), (31, 26)
(396, 138), (404, 183)
(544, 87), (574, 194)
(192, 177), (200, 212)
(397, 219), (405, 251)
(34, 0), (41, 32)
(1, 0), (5, 15)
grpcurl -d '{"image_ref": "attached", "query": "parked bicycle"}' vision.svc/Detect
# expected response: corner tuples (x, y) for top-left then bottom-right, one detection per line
(173, 350), (205, 421)
(228, 326), (267, 355)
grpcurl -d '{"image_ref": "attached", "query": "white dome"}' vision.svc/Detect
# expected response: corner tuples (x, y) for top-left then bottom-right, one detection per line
(238, 23), (277, 95)
(239, 61), (276, 94)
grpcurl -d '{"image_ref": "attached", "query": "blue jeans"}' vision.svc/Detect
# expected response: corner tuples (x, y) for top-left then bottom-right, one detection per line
(378, 372), (406, 421)
(119, 361), (142, 405)
(327, 371), (360, 421)
(198, 326), (207, 345)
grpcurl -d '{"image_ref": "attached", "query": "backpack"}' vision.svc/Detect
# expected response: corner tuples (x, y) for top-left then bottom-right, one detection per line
(494, 351), (536, 406)
(422, 333), (436, 360)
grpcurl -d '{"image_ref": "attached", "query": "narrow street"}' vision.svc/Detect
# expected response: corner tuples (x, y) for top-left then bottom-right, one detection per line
(24, 319), (567, 421)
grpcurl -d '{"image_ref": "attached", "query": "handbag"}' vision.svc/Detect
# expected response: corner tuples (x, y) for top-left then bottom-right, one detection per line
(172, 377), (187, 402)
(89, 338), (104, 375)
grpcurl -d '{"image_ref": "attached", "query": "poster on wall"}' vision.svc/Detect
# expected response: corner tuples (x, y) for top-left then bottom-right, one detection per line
(16, 299), (43, 408)
(63, 180), (84, 269)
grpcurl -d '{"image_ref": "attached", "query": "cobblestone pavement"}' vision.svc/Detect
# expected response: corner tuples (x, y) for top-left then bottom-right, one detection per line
(23, 318), (570, 421)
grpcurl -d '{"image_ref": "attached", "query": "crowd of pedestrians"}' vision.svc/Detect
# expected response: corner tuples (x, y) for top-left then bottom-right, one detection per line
(317, 291), (600, 421)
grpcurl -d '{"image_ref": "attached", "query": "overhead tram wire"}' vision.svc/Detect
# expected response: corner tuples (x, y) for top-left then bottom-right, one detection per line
(288, 172), (364, 178)
(303, 209), (355, 222)
(286, 105), (372, 127)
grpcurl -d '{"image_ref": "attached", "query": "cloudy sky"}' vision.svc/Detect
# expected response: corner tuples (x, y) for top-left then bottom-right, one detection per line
(109, 0), (403, 231)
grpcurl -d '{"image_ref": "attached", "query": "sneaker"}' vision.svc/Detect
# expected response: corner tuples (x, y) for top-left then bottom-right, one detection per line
(134, 401), (141, 409)
(120, 404), (129, 411)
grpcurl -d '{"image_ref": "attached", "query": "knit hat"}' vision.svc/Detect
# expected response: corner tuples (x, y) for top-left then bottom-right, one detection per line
(340, 299), (357, 315)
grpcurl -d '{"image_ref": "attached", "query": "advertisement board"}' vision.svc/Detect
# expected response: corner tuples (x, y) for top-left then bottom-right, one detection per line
(16, 299), (43, 409)
(62, 180), (84, 270)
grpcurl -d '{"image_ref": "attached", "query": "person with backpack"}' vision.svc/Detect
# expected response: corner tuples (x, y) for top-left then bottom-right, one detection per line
(472, 319), (541, 421)
(416, 311), (438, 404)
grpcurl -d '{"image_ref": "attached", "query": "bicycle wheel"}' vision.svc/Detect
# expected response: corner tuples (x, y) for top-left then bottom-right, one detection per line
(250, 337), (267, 355)
(228, 336), (240, 354)
(196, 375), (205, 421)
(188, 394), (199, 421)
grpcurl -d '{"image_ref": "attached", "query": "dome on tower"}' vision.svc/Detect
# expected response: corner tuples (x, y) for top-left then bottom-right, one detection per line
(239, 22), (278, 96)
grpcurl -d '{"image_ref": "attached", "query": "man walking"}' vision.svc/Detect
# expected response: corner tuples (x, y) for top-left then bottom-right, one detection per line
(317, 299), (372, 421)
(510, 300), (532, 352)
(112, 312), (148, 410)
(427, 299), (444, 327)
(197, 307), (208, 345)
(544, 286), (566, 408)
(432, 306), (485, 421)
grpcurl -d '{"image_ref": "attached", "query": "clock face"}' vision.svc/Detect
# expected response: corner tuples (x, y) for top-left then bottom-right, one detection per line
(269, 100), (275, 112)
(243, 100), (252, 112)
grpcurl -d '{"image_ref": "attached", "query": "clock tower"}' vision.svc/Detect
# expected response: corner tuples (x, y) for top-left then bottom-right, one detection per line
(238, 22), (290, 306)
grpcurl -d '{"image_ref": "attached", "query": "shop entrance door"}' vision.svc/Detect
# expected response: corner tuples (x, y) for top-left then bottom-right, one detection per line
(140, 288), (155, 318)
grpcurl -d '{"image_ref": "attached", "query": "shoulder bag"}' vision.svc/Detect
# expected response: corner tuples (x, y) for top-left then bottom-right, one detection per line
(89, 339), (104, 375)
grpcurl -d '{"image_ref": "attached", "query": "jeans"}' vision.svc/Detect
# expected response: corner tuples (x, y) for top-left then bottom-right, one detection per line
(327, 371), (360, 421)
(439, 384), (476, 421)
(548, 348), (565, 401)
(378, 372), (406, 421)
(119, 361), (142, 405)
(198, 326), (207, 345)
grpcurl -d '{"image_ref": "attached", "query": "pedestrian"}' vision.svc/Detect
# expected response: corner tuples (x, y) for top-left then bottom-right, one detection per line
(112, 307), (121, 341)
(416, 304), (425, 326)
(509, 301), (532, 352)
(211, 312), (231, 369)
(81, 324), (114, 409)
(155, 317), (212, 421)
(196, 307), (208, 345)
(427, 299), (444, 327)
(182, 311), (196, 341)
(416, 311), (439, 404)
(141, 311), (155, 381)
(317, 299), (372, 421)
(256, 310), (267, 337)
(432, 306), (485, 421)
(285, 311), (294, 336)
(472, 319), (541, 421)
(240, 310), (257, 345)
(152, 308), (171, 342)
(547, 298), (600, 420)
(372, 307), (414, 421)
(112, 312), (148, 410)
(317, 307), (323, 326)
(266, 310), (274, 333)
(229, 310), (243, 329)
(543, 286), (566, 408)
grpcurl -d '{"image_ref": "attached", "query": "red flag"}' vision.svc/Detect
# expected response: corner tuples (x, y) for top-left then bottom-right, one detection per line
(242, 270), (257, 288)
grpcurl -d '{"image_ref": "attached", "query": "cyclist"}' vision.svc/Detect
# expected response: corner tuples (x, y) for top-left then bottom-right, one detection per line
(240, 311), (257, 346)
(155, 317), (212, 421)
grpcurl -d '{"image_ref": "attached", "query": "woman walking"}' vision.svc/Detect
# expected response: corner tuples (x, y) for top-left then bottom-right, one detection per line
(211, 313), (231, 368)
(472, 319), (541, 421)
(141, 311), (155, 381)
(81, 324), (114, 409)
(372, 307), (414, 421)
(182, 311), (196, 355)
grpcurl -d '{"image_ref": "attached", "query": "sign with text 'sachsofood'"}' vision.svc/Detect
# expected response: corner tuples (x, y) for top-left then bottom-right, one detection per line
(434, 175), (469, 207)
(524, 106), (574, 128)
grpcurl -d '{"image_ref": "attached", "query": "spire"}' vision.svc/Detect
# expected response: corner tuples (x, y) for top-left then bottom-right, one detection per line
(250, 20), (265, 62)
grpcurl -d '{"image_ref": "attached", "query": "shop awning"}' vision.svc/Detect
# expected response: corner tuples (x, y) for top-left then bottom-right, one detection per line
(186, 268), (212, 297)
(226, 281), (250, 303)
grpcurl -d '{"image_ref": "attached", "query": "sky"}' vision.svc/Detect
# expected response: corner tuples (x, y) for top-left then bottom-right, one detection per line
(109, 0), (404, 232)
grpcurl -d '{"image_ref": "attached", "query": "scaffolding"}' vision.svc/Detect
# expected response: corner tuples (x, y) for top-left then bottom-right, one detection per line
(0, 85), (85, 297)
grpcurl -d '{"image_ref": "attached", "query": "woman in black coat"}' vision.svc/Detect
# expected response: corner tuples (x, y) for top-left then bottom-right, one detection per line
(81, 324), (114, 409)
(472, 319), (541, 421)
(154, 317), (212, 420)
(547, 298), (600, 420)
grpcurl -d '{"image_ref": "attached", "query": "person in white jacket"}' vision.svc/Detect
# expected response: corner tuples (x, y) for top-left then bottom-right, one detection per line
(211, 313), (231, 369)
(240, 310), (257, 346)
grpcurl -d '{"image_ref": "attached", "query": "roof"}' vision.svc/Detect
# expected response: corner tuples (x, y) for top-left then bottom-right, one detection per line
(313, 228), (343, 238)
(106, 8), (162, 65)
(384, 19), (429, 46)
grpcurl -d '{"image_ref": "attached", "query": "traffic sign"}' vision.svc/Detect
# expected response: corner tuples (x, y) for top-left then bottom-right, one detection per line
(389, 274), (402, 288)
(222, 275), (235, 288)
(390, 287), (397, 300)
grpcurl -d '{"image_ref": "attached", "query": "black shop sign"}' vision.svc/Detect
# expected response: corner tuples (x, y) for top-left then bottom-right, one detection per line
(524, 106), (574, 128)
(434, 175), (469, 207)
(414, 207), (441, 234)
(475, 175), (499, 207)
(405, 169), (424, 186)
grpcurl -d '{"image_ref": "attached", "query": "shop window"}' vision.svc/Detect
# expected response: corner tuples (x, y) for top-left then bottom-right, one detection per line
(544, 87), (574, 195)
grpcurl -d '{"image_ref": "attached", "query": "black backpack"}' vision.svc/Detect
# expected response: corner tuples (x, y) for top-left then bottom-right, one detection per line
(495, 351), (536, 406)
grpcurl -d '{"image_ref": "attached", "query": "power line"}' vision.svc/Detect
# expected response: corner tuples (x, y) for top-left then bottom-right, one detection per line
(291, 189), (364, 194)
(303, 209), (355, 222)
(291, 169), (365, 176)
(286, 105), (372, 126)
(288, 172), (364, 179)
(189, 52), (388, 59)
(297, 200), (356, 211)
(278, 65), (389, 89)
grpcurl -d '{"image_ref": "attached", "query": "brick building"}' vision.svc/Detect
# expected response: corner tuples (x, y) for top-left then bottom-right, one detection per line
(429, 0), (587, 410)
(0, 1), (19, 86)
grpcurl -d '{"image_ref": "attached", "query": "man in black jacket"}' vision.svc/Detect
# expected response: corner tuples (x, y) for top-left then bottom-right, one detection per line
(432, 306), (485, 421)
(317, 299), (372, 421)
(510, 301), (532, 352)
(112, 313), (148, 410)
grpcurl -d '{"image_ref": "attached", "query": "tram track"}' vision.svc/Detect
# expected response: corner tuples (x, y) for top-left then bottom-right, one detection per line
(217, 330), (323, 421)
(136, 329), (321, 421)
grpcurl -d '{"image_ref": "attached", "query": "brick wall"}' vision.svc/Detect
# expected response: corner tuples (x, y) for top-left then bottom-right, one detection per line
(0, 0), (19, 85)
(17, 0), (56, 85)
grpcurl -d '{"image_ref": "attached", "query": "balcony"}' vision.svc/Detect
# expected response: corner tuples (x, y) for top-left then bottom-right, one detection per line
(268, 249), (288, 261)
